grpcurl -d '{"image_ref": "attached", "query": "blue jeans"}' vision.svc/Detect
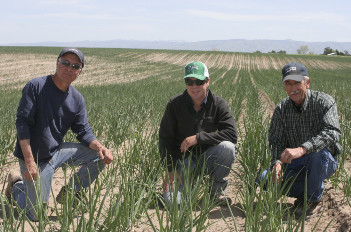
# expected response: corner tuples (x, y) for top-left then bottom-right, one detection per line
(12, 142), (104, 221)
(177, 141), (236, 196)
(257, 149), (337, 202)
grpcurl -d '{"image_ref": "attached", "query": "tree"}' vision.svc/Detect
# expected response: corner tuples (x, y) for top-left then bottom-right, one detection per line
(345, 50), (350, 56)
(277, 50), (286, 54)
(297, 45), (309, 54)
(323, 47), (334, 55)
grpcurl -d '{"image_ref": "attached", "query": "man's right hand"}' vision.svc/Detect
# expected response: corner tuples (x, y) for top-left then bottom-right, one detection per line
(272, 162), (282, 183)
(24, 160), (38, 181)
(180, 135), (197, 153)
(19, 139), (38, 181)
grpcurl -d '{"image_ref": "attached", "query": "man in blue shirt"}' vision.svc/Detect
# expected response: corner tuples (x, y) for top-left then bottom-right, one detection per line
(6, 48), (113, 221)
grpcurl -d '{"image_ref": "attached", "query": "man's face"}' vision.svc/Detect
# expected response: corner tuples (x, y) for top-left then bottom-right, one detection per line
(185, 77), (210, 103)
(283, 78), (310, 106)
(55, 53), (82, 86)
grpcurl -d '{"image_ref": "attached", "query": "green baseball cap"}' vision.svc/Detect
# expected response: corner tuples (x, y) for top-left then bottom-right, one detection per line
(184, 61), (209, 80)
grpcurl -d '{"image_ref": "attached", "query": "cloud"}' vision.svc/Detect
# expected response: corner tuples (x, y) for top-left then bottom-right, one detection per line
(35, 0), (85, 5)
(186, 9), (346, 24)
(33, 12), (131, 21)
(186, 10), (271, 21)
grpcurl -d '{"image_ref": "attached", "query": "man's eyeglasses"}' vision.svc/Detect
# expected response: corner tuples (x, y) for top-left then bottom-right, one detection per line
(185, 78), (208, 86)
(59, 59), (82, 70)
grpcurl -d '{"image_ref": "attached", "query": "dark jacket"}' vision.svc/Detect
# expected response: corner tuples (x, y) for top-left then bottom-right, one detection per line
(159, 89), (237, 171)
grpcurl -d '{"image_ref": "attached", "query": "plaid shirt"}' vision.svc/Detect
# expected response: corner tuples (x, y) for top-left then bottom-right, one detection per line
(269, 89), (342, 162)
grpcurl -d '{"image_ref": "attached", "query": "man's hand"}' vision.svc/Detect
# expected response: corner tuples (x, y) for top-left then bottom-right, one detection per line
(98, 146), (113, 165)
(272, 162), (282, 183)
(180, 135), (197, 153)
(162, 171), (182, 193)
(89, 140), (113, 165)
(24, 160), (38, 181)
(280, 147), (306, 164)
(19, 139), (37, 181)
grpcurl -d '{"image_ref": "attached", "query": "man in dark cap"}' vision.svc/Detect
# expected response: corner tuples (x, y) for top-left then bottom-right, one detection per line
(159, 61), (237, 207)
(257, 62), (342, 218)
(5, 48), (113, 221)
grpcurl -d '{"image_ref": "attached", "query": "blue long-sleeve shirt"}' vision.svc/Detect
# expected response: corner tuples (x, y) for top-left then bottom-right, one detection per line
(14, 75), (96, 162)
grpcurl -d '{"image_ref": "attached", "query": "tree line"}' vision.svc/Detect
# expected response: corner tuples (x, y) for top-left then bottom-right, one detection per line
(297, 45), (350, 56)
(253, 46), (350, 56)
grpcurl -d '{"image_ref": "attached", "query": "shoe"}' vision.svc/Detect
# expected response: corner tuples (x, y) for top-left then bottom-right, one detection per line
(209, 181), (231, 207)
(295, 200), (324, 219)
(210, 195), (232, 207)
(56, 186), (82, 206)
(5, 171), (22, 202)
(293, 198), (304, 207)
(161, 191), (181, 208)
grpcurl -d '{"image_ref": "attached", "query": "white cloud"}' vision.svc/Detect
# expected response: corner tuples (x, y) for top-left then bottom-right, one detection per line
(186, 9), (347, 24)
(25, 12), (130, 21)
(34, 0), (85, 5)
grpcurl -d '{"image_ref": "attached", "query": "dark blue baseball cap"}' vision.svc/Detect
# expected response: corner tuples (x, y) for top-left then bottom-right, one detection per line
(282, 62), (308, 83)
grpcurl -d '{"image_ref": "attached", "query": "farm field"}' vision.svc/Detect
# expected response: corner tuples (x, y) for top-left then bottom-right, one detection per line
(0, 46), (351, 231)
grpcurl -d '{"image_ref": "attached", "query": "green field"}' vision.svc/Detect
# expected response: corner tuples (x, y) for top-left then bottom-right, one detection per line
(0, 47), (351, 231)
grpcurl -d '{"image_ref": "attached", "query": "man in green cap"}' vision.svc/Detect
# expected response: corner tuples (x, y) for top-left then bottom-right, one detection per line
(159, 61), (237, 206)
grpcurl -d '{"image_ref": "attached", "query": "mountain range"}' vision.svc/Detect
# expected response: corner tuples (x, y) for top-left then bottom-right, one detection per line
(4, 39), (351, 55)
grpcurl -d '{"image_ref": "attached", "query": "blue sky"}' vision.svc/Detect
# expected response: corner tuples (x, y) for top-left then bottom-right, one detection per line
(1, 0), (350, 44)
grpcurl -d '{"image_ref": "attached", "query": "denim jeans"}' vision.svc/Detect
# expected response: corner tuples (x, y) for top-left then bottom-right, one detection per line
(175, 141), (236, 196)
(257, 149), (337, 202)
(12, 142), (104, 221)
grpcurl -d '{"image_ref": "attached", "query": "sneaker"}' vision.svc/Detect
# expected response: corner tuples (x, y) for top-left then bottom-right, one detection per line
(56, 186), (82, 206)
(5, 171), (22, 202)
(295, 201), (324, 219)
(161, 191), (181, 208)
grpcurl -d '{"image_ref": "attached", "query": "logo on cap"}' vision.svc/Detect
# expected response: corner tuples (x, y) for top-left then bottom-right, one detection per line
(284, 66), (297, 75)
(187, 65), (199, 72)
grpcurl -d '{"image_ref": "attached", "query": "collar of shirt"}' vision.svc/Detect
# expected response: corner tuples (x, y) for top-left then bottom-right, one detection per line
(194, 89), (209, 117)
(49, 75), (69, 95)
(301, 89), (311, 111)
(202, 89), (209, 106)
(292, 89), (311, 113)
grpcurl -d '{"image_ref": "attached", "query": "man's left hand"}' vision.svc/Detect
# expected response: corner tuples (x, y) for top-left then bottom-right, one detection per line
(98, 146), (113, 165)
(280, 147), (306, 164)
(180, 135), (197, 153)
(89, 140), (113, 165)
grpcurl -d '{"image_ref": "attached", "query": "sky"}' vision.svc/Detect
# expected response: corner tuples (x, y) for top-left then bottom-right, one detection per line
(1, 0), (350, 44)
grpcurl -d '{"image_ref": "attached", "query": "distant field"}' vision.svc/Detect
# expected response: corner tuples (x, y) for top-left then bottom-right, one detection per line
(0, 47), (350, 231)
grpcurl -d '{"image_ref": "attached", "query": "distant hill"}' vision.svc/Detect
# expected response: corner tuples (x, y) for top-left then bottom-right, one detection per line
(3, 39), (351, 55)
